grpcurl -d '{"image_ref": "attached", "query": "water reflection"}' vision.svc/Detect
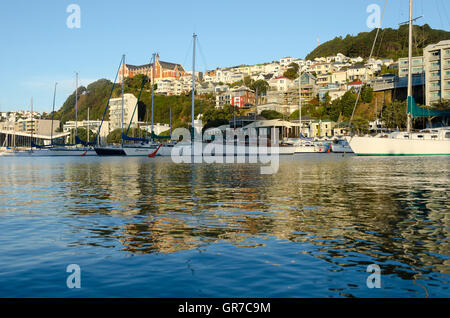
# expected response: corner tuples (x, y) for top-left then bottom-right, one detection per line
(0, 155), (448, 289)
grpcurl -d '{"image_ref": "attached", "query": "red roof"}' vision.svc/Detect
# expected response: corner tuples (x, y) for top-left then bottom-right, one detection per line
(348, 80), (363, 85)
(273, 76), (288, 80)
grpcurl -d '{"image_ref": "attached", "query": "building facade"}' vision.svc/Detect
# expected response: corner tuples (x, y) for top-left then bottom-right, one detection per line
(120, 54), (186, 83)
(424, 40), (450, 106)
(398, 56), (424, 78)
(109, 93), (138, 132)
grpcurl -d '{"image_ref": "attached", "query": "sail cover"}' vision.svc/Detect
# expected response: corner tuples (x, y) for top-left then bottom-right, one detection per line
(75, 136), (96, 146)
(408, 97), (450, 119)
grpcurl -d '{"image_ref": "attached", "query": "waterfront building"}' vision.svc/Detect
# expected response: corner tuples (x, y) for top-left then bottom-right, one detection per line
(256, 103), (296, 115)
(423, 40), (450, 106)
(309, 120), (335, 138)
(63, 120), (106, 137)
(14, 118), (60, 136)
(109, 93), (138, 131)
(398, 56), (424, 77)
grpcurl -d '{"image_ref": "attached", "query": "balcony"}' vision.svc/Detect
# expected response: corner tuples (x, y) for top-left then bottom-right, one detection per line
(428, 54), (440, 62)
(444, 63), (450, 70)
(429, 64), (441, 71)
(444, 50), (450, 58)
(429, 84), (441, 92)
(428, 74), (441, 81)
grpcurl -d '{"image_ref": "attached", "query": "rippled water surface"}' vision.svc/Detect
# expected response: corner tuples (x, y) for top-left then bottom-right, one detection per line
(0, 155), (448, 298)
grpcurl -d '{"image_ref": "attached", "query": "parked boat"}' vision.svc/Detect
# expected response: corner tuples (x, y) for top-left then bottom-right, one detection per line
(348, 0), (450, 156)
(349, 128), (450, 156)
(331, 139), (353, 153)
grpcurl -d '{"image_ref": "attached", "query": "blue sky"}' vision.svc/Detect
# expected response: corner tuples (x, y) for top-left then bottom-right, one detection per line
(0, 0), (448, 113)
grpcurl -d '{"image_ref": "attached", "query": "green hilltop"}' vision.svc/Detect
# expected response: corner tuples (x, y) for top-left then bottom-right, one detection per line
(305, 24), (450, 61)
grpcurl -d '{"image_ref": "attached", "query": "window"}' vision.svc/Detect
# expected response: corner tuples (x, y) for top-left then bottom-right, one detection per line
(445, 132), (450, 139)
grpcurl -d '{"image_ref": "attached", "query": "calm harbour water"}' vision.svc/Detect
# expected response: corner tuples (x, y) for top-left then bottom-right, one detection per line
(0, 154), (448, 298)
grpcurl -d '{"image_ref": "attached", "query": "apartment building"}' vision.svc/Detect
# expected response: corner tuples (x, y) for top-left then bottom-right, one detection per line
(424, 40), (450, 106)
(398, 56), (424, 78)
(109, 93), (138, 131)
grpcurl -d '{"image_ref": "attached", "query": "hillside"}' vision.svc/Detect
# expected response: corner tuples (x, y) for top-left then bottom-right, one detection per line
(306, 24), (450, 61)
(53, 75), (216, 131)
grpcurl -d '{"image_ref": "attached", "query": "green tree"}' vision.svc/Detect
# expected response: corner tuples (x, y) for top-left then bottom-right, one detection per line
(431, 99), (450, 110)
(261, 110), (283, 120)
(352, 116), (370, 135)
(381, 100), (407, 129)
(360, 85), (374, 103)
(250, 80), (269, 95)
(76, 127), (98, 143)
(283, 63), (300, 80)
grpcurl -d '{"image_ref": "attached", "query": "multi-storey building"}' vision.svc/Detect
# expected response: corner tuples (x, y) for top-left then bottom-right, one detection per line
(424, 40), (450, 106)
(109, 93), (138, 131)
(398, 56), (424, 78)
(119, 54), (186, 83)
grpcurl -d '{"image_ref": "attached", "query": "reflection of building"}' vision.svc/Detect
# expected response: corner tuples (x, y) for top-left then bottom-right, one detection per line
(109, 93), (138, 131)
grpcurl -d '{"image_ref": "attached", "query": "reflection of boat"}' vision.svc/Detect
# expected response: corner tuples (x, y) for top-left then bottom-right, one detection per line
(171, 141), (294, 157)
(349, 0), (450, 156)
(331, 139), (353, 153)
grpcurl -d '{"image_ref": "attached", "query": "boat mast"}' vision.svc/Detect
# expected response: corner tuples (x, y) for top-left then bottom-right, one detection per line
(75, 72), (78, 144)
(192, 33), (197, 137)
(407, 0), (413, 133)
(121, 55), (125, 147)
(151, 53), (156, 140)
(50, 82), (57, 145)
(87, 107), (90, 143)
(30, 97), (33, 149)
(298, 69), (302, 138)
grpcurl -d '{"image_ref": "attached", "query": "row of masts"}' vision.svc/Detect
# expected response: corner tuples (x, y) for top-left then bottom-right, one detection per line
(22, 0), (416, 146)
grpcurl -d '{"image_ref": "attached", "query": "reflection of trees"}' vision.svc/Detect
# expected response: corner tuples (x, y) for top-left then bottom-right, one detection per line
(61, 157), (448, 277)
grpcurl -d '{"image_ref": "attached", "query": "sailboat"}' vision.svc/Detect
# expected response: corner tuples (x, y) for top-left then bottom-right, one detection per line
(121, 53), (174, 157)
(286, 72), (329, 154)
(29, 74), (96, 156)
(95, 55), (128, 156)
(348, 0), (450, 156)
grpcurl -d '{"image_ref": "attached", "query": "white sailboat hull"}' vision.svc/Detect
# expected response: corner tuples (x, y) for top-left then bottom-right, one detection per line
(0, 148), (97, 157)
(349, 136), (450, 156)
(331, 144), (354, 153)
(122, 145), (173, 156)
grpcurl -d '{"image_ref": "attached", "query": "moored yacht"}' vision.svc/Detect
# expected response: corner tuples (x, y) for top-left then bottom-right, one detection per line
(349, 0), (450, 157)
(349, 128), (450, 156)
